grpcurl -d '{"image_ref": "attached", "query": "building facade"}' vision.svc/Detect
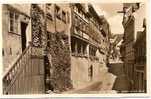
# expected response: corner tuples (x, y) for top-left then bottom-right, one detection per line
(133, 19), (146, 92)
(70, 4), (111, 89)
(2, 4), (113, 94)
(121, 3), (146, 92)
(2, 4), (45, 94)
(2, 4), (31, 73)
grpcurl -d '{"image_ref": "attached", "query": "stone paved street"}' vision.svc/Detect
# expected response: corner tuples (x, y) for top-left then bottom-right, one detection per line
(63, 72), (116, 94)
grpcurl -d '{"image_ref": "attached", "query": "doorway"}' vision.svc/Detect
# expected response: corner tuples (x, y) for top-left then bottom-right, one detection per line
(21, 22), (27, 52)
(88, 65), (93, 81)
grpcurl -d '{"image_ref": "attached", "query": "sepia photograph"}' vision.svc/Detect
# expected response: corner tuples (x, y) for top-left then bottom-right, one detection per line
(1, 2), (147, 95)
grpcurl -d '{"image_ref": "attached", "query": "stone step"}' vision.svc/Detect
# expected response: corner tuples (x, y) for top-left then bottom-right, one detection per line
(108, 63), (124, 76)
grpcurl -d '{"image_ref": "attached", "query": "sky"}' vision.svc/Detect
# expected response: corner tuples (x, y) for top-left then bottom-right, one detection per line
(92, 3), (124, 34)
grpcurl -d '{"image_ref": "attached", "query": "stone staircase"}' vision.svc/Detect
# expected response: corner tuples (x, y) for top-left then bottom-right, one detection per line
(108, 63), (125, 76)
(109, 63), (132, 92)
(3, 44), (45, 94)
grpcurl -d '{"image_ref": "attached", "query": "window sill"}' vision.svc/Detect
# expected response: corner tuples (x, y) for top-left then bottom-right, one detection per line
(71, 53), (88, 58)
(89, 56), (99, 61)
(8, 31), (21, 36)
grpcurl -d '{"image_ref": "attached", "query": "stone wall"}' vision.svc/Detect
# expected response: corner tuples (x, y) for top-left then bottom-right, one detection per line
(71, 56), (89, 88)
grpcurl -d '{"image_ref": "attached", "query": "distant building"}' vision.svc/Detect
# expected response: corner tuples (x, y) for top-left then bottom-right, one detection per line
(2, 4), (113, 94)
(109, 34), (123, 63)
(121, 3), (146, 92)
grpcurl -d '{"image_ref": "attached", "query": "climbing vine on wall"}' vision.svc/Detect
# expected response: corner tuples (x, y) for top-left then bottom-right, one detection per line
(47, 32), (73, 92)
(31, 4), (45, 47)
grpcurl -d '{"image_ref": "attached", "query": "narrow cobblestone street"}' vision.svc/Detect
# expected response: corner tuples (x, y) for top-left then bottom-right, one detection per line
(63, 72), (116, 94)
(65, 63), (132, 94)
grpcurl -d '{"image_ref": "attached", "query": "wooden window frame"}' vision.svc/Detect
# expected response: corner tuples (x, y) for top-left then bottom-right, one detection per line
(9, 11), (19, 33)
